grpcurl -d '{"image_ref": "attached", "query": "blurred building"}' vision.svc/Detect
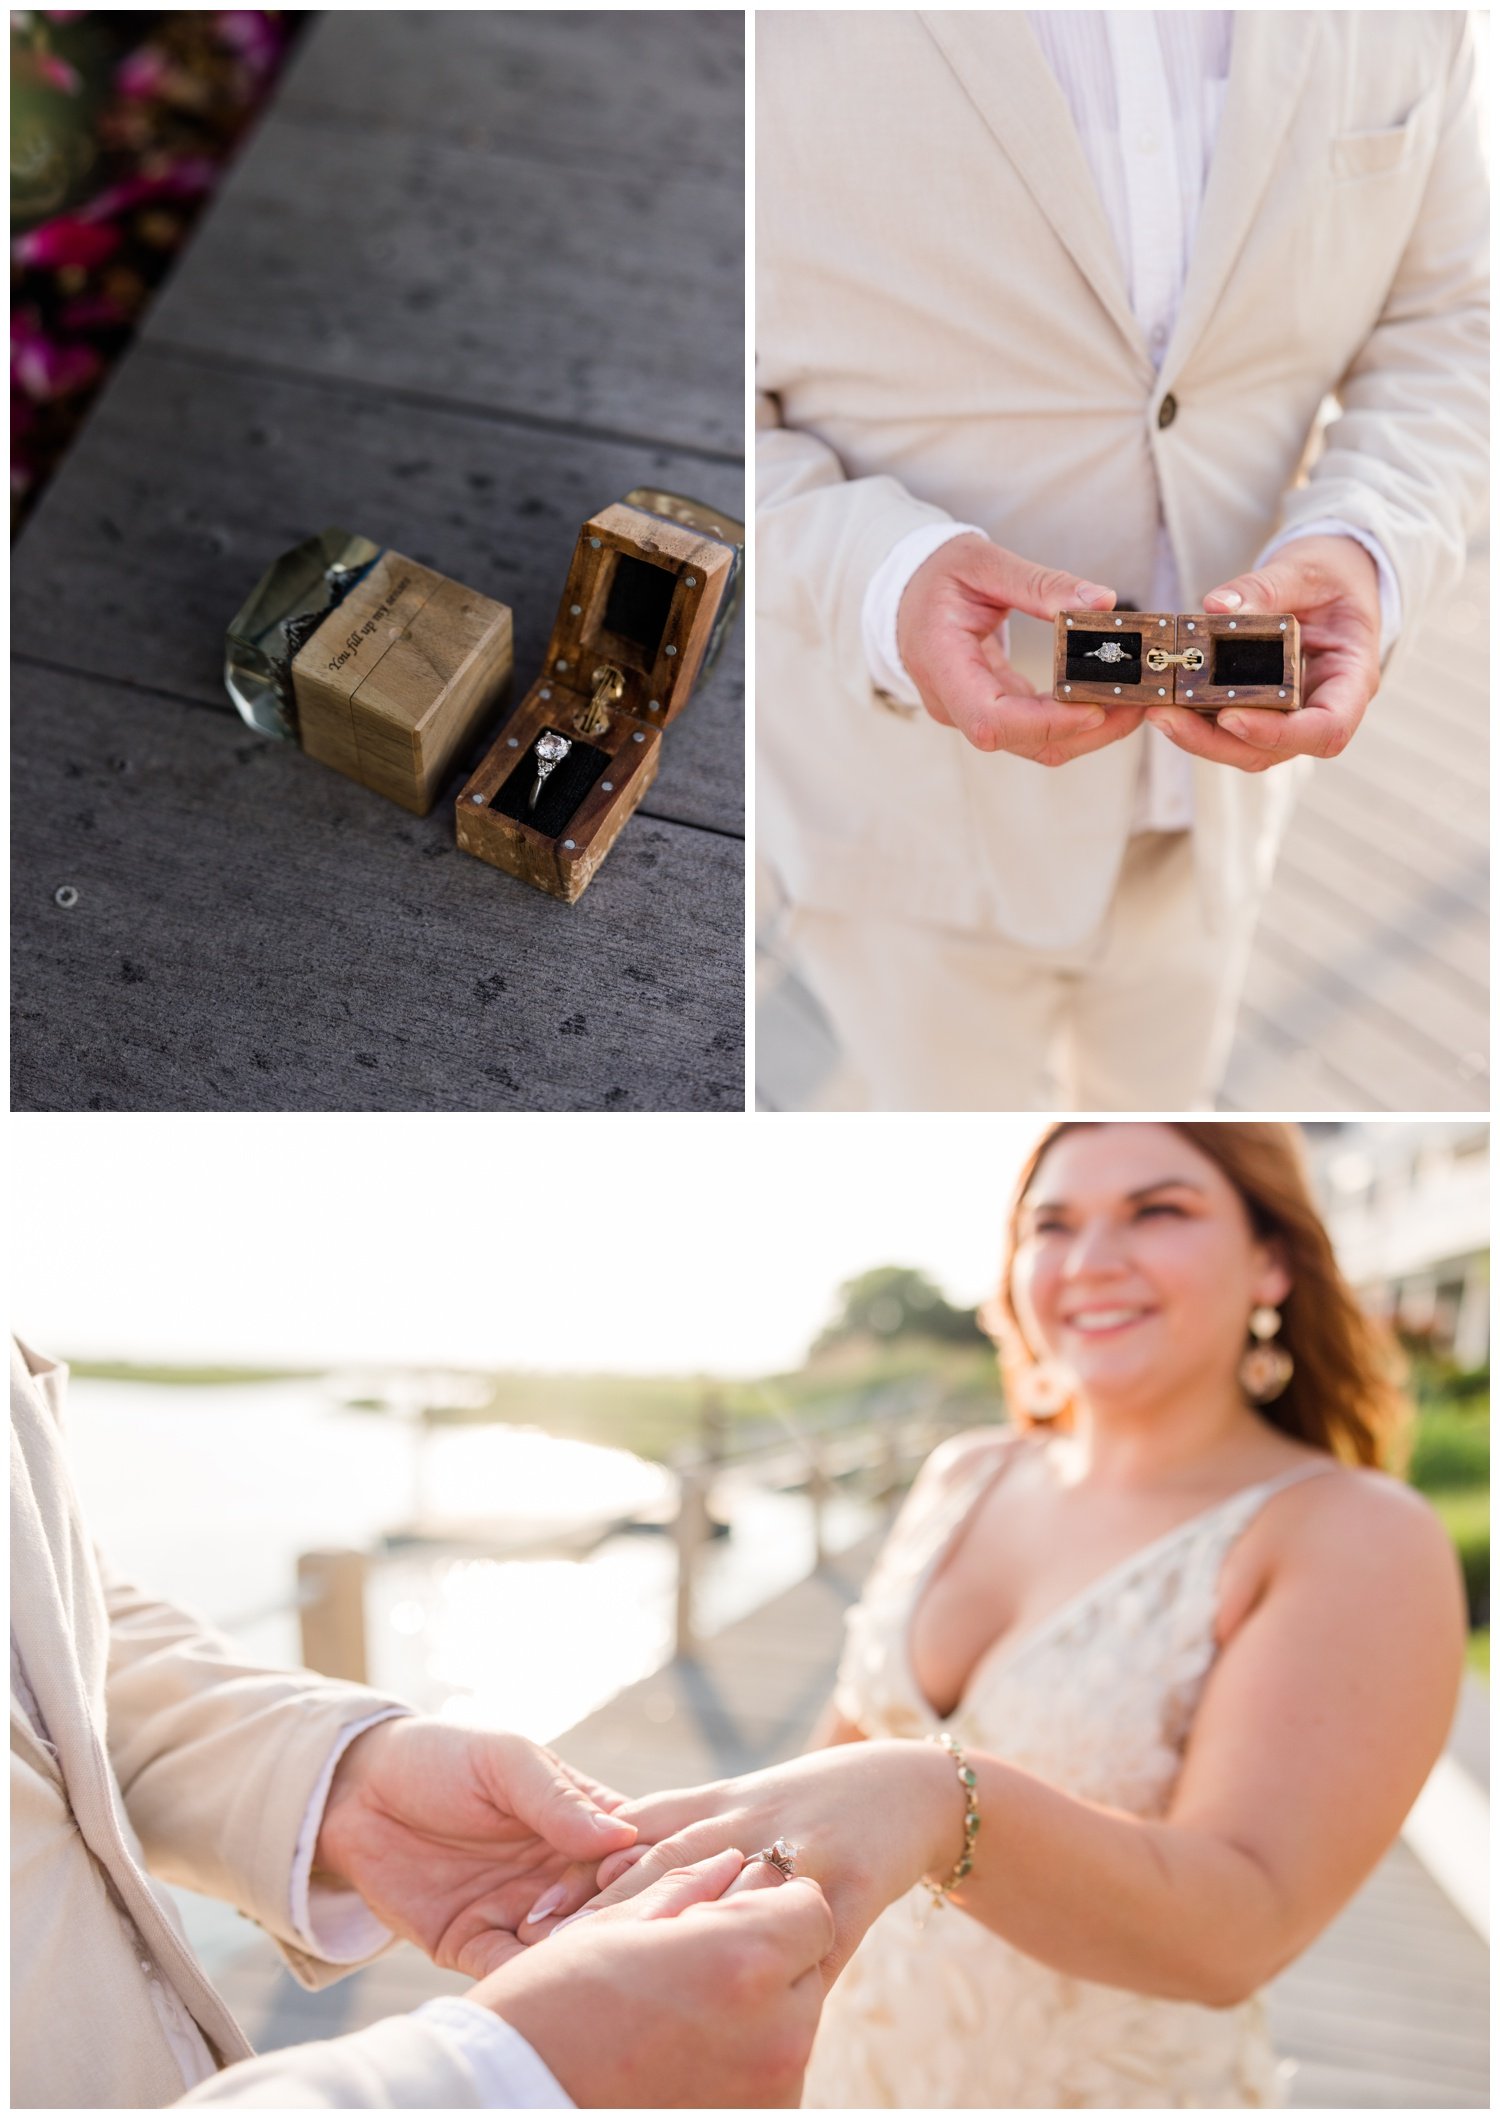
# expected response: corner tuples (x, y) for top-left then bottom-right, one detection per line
(1304, 1123), (1489, 1368)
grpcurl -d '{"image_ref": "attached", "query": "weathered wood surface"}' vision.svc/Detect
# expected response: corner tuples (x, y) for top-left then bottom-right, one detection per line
(758, 539), (1487, 1113)
(193, 1529), (1486, 2105)
(12, 664), (743, 1113)
(1269, 1837), (1489, 2108)
(1222, 538), (1488, 1112)
(12, 10), (744, 1111)
(144, 21), (741, 451)
(276, 10), (744, 180)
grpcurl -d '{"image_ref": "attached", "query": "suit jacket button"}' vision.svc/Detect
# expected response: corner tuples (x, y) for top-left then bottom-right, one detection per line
(1157, 393), (1178, 429)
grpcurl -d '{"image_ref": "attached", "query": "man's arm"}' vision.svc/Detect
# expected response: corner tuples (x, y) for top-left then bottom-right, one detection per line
(758, 393), (1129, 759)
(102, 1565), (418, 1987)
(756, 386), (955, 698)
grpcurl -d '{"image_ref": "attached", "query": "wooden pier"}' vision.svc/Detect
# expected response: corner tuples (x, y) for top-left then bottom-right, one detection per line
(195, 1524), (1488, 2106)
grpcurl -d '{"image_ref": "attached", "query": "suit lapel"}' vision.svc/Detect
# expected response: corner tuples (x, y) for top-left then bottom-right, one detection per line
(1165, 12), (1317, 374)
(918, 11), (1153, 378)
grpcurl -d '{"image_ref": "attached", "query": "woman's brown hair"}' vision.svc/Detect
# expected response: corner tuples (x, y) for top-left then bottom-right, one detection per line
(988, 1122), (1411, 1469)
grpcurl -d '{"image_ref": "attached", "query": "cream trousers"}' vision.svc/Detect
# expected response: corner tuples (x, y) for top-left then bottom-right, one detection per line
(772, 833), (1258, 1113)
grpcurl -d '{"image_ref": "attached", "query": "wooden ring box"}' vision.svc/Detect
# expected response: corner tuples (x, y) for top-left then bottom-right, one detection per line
(225, 530), (515, 816)
(1053, 610), (1301, 713)
(456, 489), (744, 902)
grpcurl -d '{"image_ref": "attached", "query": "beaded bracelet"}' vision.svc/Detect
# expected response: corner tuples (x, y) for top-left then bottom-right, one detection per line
(923, 1730), (980, 1909)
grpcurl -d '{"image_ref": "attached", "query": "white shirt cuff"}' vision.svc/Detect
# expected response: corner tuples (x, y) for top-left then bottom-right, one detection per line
(861, 520), (989, 703)
(291, 1707), (411, 1962)
(1255, 519), (1403, 662)
(414, 1996), (575, 2108)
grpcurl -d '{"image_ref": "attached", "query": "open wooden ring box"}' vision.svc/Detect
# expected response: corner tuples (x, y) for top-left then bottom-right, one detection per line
(1053, 610), (1302, 713)
(456, 489), (744, 903)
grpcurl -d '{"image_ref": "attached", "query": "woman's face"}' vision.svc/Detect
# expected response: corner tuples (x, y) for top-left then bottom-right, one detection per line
(1010, 1125), (1290, 1411)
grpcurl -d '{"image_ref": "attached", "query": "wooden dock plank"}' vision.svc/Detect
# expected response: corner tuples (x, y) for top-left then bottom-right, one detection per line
(9, 348), (743, 836)
(276, 10), (743, 178)
(12, 664), (743, 1113)
(1233, 932), (1485, 1111)
(1222, 540), (1488, 1112)
(1266, 823), (1487, 998)
(143, 46), (743, 453)
(1249, 862), (1487, 1075)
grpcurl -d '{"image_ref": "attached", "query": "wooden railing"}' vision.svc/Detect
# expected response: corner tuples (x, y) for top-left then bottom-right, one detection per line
(292, 1384), (979, 1681)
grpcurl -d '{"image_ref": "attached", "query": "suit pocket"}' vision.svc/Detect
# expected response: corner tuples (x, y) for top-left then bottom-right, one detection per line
(1329, 85), (1440, 180)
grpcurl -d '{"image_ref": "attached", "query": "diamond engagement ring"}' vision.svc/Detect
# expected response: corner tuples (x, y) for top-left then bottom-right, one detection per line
(749, 1838), (800, 1879)
(529, 729), (572, 810)
(1085, 640), (1130, 663)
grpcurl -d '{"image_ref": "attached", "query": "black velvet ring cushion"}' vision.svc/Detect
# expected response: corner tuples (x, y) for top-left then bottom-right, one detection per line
(492, 728), (610, 837)
(1064, 628), (1145, 684)
(1210, 635), (1285, 685)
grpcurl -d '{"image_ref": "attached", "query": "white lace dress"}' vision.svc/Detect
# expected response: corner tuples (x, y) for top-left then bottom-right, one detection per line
(803, 1437), (1333, 2109)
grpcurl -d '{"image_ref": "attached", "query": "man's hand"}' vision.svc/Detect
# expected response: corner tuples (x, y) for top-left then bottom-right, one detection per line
(1147, 534), (1382, 772)
(896, 532), (1138, 764)
(312, 1718), (636, 1978)
(469, 1849), (834, 2108)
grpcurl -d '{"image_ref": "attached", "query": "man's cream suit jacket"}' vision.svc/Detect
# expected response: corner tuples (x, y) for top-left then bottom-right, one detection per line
(10, 1340), (480, 2108)
(757, 11), (1488, 948)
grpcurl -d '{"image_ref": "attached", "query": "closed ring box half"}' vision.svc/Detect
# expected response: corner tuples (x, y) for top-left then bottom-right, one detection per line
(1053, 610), (1301, 711)
(225, 529), (515, 815)
(456, 490), (744, 902)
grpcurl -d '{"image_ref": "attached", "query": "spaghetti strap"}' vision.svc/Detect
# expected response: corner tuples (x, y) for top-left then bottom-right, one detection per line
(1250, 1457), (1343, 1502)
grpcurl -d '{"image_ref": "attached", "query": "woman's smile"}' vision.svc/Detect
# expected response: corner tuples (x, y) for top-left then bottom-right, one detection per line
(1060, 1304), (1158, 1339)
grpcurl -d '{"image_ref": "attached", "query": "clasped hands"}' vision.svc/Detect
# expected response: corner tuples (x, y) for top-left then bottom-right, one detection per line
(898, 530), (1382, 771)
(313, 1717), (956, 2107)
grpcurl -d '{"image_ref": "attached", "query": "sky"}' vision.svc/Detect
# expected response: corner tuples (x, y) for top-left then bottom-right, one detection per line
(12, 1114), (1043, 1377)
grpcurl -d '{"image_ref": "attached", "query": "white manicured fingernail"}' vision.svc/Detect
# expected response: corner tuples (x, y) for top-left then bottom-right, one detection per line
(1213, 588), (1243, 609)
(526, 1883), (568, 1925)
(552, 1907), (598, 1935)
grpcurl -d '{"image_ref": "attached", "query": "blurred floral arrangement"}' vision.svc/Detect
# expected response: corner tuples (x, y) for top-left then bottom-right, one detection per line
(11, 10), (300, 534)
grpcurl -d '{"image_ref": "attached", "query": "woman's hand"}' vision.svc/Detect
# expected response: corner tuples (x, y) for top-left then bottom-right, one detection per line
(520, 1741), (965, 1976)
(312, 1716), (637, 1977)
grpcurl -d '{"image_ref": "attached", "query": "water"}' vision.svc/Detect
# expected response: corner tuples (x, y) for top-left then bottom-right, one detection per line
(64, 1378), (881, 1742)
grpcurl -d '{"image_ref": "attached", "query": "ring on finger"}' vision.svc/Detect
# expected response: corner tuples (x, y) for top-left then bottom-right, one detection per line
(747, 1837), (800, 1880)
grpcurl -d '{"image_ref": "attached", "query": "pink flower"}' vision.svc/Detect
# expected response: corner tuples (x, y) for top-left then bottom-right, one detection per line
(83, 157), (217, 219)
(115, 46), (171, 100)
(215, 10), (285, 72)
(36, 49), (82, 90)
(11, 215), (121, 269)
(10, 320), (104, 401)
(57, 292), (130, 330)
(14, 47), (83, 93)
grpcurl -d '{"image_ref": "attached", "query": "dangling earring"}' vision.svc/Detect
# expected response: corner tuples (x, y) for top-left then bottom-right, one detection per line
(1239, 1304), (1293, 1403)
(1014, 1360), (1073, 1420)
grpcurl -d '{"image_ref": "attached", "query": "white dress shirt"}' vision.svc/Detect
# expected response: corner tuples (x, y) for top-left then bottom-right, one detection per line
(862, 9), (1402, 832)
